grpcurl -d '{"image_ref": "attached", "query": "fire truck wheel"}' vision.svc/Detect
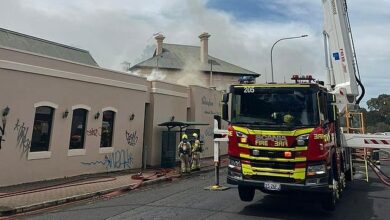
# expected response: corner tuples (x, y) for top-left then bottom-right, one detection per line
(322, 168), (338, 211)
(238, 185), (255, 202)
(339, 170), (346, 196)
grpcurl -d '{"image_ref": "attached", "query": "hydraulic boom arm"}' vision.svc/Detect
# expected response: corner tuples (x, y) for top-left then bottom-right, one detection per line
(322, 0), (365, 107)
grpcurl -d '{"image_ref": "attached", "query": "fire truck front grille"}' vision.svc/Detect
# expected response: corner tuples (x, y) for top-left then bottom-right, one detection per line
(251, 161), (295, 170)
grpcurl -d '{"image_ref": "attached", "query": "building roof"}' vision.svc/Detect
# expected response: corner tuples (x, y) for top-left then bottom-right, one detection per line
(131, 43), (259, 76)
(0, 28), (98, 66)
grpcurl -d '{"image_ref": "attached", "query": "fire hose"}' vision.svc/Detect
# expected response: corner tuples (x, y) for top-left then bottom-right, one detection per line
(356, 155), (390, 187)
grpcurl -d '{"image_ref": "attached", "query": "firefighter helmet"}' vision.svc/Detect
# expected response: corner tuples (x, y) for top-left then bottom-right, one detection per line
(193, 133), (198, 138)
(283, 114), (294, 123)
(182, 134), (188, 140)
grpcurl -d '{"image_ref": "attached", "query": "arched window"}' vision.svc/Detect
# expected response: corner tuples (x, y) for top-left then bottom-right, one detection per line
(69, 108), (88, 149)
(100, 110), (115, 148)
(31, 106), (55, 152)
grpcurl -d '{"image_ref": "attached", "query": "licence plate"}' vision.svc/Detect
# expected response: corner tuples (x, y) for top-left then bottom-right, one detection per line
(264, 182), (281, 191)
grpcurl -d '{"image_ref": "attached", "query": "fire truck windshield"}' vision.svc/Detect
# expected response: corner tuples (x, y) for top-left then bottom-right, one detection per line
(231, 87), (319, 128)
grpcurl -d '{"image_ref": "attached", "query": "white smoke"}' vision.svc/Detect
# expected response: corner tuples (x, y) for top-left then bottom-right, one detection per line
(127, 69), (141, 76)
(147, 68), (166, 81)
(176, 60), (204, 87)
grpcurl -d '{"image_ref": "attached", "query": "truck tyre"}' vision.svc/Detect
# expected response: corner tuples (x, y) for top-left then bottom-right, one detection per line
(339, 170), (346, 196)
(322, 168), (339, 211)
(238, 185), (255, 202)
(339, 157), (347, 195)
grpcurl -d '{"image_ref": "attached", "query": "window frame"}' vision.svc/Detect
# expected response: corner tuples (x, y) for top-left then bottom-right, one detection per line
(68, 108), (89, 150)
(30, 103), (56, 152)
(99, 108), (117, 148)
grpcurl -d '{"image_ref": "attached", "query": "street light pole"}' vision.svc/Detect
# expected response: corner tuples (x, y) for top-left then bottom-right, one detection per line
(270, 34), (308, 83)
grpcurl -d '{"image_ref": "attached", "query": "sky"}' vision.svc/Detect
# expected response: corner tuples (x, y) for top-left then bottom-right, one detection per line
(0, 0), (389, 106)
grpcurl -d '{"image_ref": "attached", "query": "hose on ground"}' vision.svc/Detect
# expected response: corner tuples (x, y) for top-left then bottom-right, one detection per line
(367, 162), (390, 187)
(355, 155), (390, 186)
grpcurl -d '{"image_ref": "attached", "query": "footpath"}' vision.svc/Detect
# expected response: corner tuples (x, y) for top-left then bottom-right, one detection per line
(0, 156), (228, 217)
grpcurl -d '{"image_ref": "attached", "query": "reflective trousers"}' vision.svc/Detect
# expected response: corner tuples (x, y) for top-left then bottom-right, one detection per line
(191, 152), (200, 170)
(180, 153), (190, 173)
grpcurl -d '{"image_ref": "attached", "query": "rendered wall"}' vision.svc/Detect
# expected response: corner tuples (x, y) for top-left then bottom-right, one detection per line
(0, 50), (148, 186)
(144, 81), (188, 167)
(188, 85), (228, 157)
(0, 47), (231, 187)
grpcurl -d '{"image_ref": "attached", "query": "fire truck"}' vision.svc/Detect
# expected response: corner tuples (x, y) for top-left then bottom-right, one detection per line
(223, 75), (349, 210)
(221, 0), (389, 210)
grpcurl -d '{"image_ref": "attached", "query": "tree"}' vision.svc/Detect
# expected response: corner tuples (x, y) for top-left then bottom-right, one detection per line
(364, 94), (390, 132)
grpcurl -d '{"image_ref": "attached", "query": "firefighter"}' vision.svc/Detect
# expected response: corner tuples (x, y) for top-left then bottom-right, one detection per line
(191, 133), (202, 171)
(178, 134), (191, 173)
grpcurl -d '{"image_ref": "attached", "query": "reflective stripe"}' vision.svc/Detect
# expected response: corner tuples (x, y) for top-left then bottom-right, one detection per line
(238, 143), (307, 151)
(232, 126), (314, 136)
(240, 153), (306, 162)
(364, 139), (390, 145)
(242, 164), (306, 180)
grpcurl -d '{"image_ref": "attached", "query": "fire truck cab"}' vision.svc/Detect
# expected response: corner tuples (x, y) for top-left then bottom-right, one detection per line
(222, 75), (349, 210)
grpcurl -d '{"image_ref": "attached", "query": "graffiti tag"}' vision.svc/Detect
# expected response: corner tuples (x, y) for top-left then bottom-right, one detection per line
(14, 119), (31, 153)
(81, 149), (133, 170)
(86, 127), (101, 136)
(125, 130), (138, 147)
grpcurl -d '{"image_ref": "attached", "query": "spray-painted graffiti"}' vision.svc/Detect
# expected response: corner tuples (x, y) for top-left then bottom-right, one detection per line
(0, 118), (6, 149)
(125, 130), (138, 147)
(14, 119), (31, 153)
(86, 127), (101, 136)
(81, 149), (133, 169)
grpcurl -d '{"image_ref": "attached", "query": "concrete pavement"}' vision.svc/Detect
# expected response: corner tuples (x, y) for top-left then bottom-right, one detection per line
(0, 157), (228, 217)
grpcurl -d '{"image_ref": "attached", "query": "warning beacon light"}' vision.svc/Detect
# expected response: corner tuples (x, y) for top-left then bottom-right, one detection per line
(238, 76), (255, 84)
(291, 74), (315, 83)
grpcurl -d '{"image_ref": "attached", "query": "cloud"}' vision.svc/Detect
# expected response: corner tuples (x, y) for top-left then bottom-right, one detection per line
(0, 0), (388, 106)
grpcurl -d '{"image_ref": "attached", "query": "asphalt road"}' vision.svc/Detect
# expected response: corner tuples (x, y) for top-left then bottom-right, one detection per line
(22, 162), (389, 220)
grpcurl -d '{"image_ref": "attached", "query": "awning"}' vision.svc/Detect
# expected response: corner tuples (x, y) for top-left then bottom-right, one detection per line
(158, 121), (209, 131)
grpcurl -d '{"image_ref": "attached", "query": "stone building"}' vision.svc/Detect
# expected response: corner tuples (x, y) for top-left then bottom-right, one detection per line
(130, 33), (259, 91)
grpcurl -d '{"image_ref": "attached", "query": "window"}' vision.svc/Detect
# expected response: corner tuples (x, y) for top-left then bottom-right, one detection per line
(231, 87), (319, 127)
(100, 110), (115, 147)
(31, 106), (54, 152)
(318, 92), (328, 122)
(69, 109), (88, 149)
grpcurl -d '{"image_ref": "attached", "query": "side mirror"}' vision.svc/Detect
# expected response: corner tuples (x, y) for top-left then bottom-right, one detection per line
(222, 103), (229, 121)
(222, 93), (229, 103)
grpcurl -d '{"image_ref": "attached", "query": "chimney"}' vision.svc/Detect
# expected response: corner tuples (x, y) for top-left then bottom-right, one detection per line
(199, 32), (211, 63)
(155, 34), (165, 56)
